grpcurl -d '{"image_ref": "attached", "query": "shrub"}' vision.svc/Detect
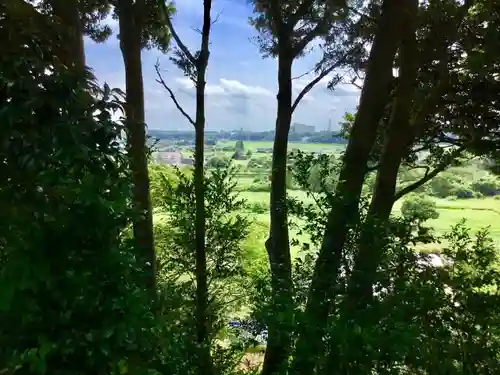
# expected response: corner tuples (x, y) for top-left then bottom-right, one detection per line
(454, 185), (474, 199)
(401, 194), (440, 221)
(471, 178), (500, 196)
(232, 151), (247, 160)
(428, 175), (456, 198)
(247, 182), (271, 192)
(207, 155), (230, 169)
(245, 202), (269, 214)
(0, 18), (156, 373)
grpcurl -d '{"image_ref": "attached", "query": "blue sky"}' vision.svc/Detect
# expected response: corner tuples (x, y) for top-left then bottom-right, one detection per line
(84, 0), (361, 131)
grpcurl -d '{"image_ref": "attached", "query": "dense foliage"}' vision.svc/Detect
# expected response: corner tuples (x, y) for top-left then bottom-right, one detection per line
(3, 0), (500, 375)
(0, 6), (156, 374)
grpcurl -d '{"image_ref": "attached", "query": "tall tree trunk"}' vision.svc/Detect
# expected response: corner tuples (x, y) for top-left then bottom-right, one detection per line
(49, 0), (85, 71)
(262, 51), (294, 375)
(118, 0), (156, 297)
(194, 2), (213, 375)
(345, 0), (418, 311)
(290, 2), (406, 374)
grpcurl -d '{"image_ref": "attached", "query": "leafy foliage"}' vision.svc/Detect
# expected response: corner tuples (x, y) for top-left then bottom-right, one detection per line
(152, 166), (252, 373)
(401, 194), (440, 221)
(0, 9), (157, 374)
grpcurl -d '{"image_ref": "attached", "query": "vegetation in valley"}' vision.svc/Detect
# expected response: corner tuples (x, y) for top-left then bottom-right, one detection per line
(2, 0), (500, 375)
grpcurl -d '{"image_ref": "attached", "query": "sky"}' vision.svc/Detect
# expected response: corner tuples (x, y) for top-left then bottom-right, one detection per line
(84, 0), (361, 131)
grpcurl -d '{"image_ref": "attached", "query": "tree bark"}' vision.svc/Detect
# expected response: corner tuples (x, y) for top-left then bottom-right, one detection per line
(345, 0), (419, 312)
(262, 50), (294, 375)
(49, 0), (85, 71)
(117, 0), (156, 297)
(194, 2), (213, 375)
(290, 2), (406, 374)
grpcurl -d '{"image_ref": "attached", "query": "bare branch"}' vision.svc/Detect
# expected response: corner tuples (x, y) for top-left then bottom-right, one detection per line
(292, 67), (316, 80)
(158, 0), (196, 65)
(212, 10), (222, 25)
(394, 146), (466, 201)
(292, 55), (348, 113)
(154, 62), (195, 127)
(292, 68), (332, 113)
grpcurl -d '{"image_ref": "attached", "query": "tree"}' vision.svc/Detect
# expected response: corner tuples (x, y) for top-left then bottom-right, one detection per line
(0, 6), (157, 373)
(401, 194), (440, 222)
(153, 167), (251, 375)
(289, 1), (409, 373)
(249, 1), (358, 373)
(291, 0), (500, 372)
(155, 0), (215, 374)
(207, 155), (230, 169)
(28, 0), (113, 71)
(235, 140), (245, 153)
(114, 0), (173, 297)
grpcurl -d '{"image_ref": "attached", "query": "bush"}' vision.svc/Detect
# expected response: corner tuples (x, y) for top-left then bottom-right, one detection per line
(428, 175), (456, 198)
(401, 194), (440, 221)
(207, 155), (230, 169)
(232, 150), (247, 160)
(471, 178), (500, 196)
(244, 201), (269, 214)
(0, 18), (157, 374)
(247, 182), (271, 192)
(247, 157), (272, 170)
(454, 185), (474, 199)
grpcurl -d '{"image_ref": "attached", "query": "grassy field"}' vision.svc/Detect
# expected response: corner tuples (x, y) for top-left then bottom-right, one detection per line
(154, 140), (500, 257)
(154, 189), (500, 260)
(216, 140), (346, 154)
(237, 191), (500, 256)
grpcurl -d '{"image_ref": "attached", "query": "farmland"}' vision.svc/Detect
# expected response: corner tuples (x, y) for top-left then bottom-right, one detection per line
(152, 138), (500, 258)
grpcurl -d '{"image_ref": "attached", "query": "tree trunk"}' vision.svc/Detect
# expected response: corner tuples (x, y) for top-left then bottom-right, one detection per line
(262, 51), (294, 375)
(194, 58), (213, 375)
(290, 2), (405, 374)
(346, 0), (418, 312)
(49, 0), (85, 71)
(118, 0), (156, 297)
(194, 2), (213, 375)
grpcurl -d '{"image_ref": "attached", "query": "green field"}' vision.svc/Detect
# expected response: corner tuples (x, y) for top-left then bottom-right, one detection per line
(234, 191), (500, 255)
(154, 140), (500, 258)
(154, 188), (500, 259)
(216, 140), (346, 154)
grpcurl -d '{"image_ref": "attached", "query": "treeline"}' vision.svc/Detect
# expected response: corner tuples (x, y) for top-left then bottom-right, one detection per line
(3, 1), (500, 375)
(149, 129), (348, 144)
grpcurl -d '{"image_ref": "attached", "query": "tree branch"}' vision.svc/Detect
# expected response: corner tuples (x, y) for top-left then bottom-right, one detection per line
(287, 0), (313, 29)
(292, 21), (324, 58)
(394, 146), (466, 201)
(155, 62), (195, 127)
(158, 0), (196, 65)
(292, 54), (347, 113)
(292, 67), (316, 80)
(292, 66), (336, 113)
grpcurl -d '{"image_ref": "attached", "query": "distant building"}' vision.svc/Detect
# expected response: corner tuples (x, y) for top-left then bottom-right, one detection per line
(256, 148), (273, 153)
(155, 151), (193, 166)
(291, 123), (315, 134)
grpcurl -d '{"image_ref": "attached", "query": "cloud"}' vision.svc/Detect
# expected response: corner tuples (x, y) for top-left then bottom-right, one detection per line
(174, 77), (272, 98)
(84, 1), (361, 131)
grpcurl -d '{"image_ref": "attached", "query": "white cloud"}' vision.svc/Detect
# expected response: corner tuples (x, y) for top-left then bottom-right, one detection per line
(175, 77), (194, 90)
(174, 77), (273, 98)
(84, 0), (361, 131)
(218, 79), (273, 97)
